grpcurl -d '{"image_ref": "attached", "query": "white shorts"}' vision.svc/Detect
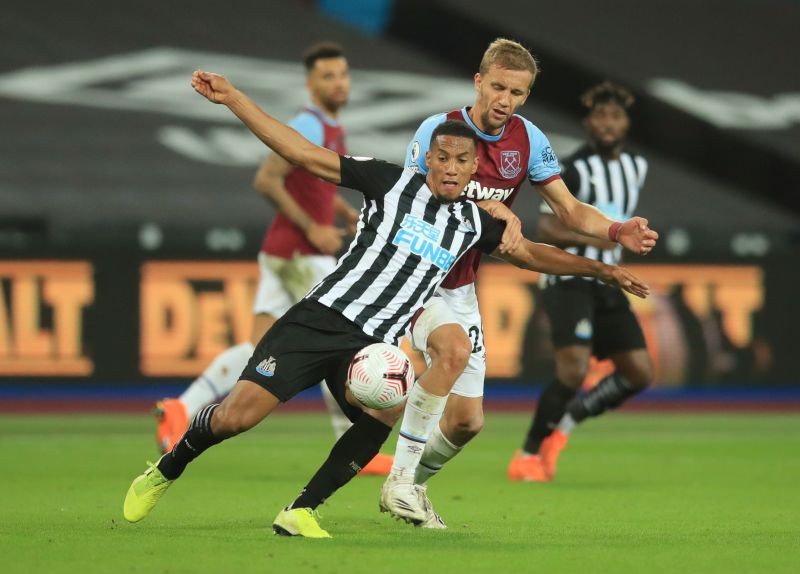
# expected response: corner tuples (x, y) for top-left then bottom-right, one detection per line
(411, 283), (486, 398)
(253, 251), (337, 317)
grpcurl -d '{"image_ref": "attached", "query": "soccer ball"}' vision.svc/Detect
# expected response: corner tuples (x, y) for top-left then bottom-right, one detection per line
(347, 343), (414, 409)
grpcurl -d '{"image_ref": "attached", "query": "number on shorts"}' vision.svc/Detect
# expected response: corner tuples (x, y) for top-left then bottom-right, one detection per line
(468, 325), (483, 354)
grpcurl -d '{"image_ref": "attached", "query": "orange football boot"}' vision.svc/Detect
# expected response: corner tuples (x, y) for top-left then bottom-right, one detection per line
(154, 398), (189, 454)
(507, 450), (550, 482)
(359, 453), (394, 476)
(540, 430), (569, 478)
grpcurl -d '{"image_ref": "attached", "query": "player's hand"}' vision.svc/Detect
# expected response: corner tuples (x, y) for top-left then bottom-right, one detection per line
(307, 223), (346, 255)
(616, 217), (659, 255)
(600, 265), (650, 299)
(478, 200), (522, 254)
(191, 70), (236, 104)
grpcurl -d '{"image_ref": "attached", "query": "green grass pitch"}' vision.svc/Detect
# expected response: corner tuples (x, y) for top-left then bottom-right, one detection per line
(1, 412), (798, 573)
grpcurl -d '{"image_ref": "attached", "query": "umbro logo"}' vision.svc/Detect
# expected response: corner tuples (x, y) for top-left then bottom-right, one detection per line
(256, 356), (277, 377)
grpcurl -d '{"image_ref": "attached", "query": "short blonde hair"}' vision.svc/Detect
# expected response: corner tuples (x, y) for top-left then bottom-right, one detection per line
(479, 38), (539, 87)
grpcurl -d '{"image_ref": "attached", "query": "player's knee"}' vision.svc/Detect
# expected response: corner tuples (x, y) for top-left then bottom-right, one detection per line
(448, 338), (472, 373)
(555, 359), (589, 389)
(626, 362), (654, 390)
(442, 406), (484, 445)
(429, 331), (471, 377)
(454, 410), (484, 439)
(554, 347), (591, 388)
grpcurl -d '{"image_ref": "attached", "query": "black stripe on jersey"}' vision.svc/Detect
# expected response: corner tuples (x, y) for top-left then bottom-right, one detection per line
(601, 159), (614, 208)
(328, 176), (422, 314)
(581, 160), (597, 206)
(383, 202), (473, 341)
(369, 196), (458, 341)
(309, 197), (381, 300)
(619, 153), (634, 217)
(354, 193), (441, 329)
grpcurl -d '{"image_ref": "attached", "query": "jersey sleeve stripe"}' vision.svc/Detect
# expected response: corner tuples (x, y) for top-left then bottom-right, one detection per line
(533, 174), (562, 186)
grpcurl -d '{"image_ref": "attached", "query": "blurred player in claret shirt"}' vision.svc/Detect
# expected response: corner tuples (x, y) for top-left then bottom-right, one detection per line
(154, 42), (393, 475)
(380, 40), (658, 527)
(508, 82), (654, 482)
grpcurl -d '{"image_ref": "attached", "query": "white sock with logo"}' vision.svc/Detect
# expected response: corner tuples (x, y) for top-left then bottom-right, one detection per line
(321, 383), (353, 439)
(414, 423), (462, 485)
(389, 384), (447, 480)
(179, 342), (254, 418)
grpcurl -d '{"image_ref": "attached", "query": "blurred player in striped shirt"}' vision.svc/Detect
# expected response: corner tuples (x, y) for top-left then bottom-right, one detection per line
(508, 81), (654, 482)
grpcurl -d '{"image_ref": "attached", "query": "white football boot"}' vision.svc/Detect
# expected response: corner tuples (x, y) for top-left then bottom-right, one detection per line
(416, 484), (447, 529)
(379, 474), (427, 524)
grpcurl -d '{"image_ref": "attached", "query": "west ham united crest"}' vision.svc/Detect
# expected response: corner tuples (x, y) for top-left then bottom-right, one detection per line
(499, 150), (522, 179)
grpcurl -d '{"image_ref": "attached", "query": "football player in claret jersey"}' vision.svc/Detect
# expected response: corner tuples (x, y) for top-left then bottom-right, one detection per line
(379, 39), (659, 527)
(122, 70), (649, 538)
(508, 82), (654, 482)
(152, 43), (392, 475)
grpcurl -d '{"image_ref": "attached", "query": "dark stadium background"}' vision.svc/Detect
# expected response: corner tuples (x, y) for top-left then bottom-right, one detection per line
(1, 0), (798, 409)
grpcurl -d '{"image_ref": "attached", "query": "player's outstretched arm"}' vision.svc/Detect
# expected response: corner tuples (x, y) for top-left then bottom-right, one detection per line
(538, 178), (658, 255)
(476, 200), (522, 254)
(191, 70), (341, 184)
(538, 213), (617, 250)
(494, 239), (650, 298)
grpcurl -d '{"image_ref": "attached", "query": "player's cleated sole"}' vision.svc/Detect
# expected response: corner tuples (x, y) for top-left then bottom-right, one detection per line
(378, 501), (422, 525)
(123, 460), (173, 523)
(272, 507), (331, 539)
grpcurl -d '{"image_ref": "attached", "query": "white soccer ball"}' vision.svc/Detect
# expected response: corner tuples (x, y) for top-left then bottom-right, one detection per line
(347, 343), (415, 409)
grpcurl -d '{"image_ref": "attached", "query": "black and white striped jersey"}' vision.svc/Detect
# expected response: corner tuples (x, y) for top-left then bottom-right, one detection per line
(540, 144), (647, 283)
(306, 155), (505, 344)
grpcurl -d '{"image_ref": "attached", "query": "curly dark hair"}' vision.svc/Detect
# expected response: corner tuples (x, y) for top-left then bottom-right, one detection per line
(580, 81), (635, 113)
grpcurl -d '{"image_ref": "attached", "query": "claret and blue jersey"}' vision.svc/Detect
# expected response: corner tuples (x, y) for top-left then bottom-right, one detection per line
(405, 107), (562, 288)
(262, 106), (347, 258)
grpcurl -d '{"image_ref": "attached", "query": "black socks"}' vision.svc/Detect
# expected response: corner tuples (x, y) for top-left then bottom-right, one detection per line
(153, 405), (394, 512)
(158, 404), (223, 480)
(523, 380), (577, 454)
(568, 373), (638, 423)
(291, 413), (392, 510)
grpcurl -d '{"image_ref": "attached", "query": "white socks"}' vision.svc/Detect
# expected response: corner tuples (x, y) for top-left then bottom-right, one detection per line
(179, 342), (254, 417)
(390, 384), (448, 480)
(557, 413), (577, 435)
(321, 383), (353, 439)
(415, 423), (462, 484)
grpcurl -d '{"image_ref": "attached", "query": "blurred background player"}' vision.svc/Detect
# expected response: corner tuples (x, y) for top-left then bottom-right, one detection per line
(508, 81), (654, 482)
(154, 42), (393, 475)
(381, 40), (658, 527)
